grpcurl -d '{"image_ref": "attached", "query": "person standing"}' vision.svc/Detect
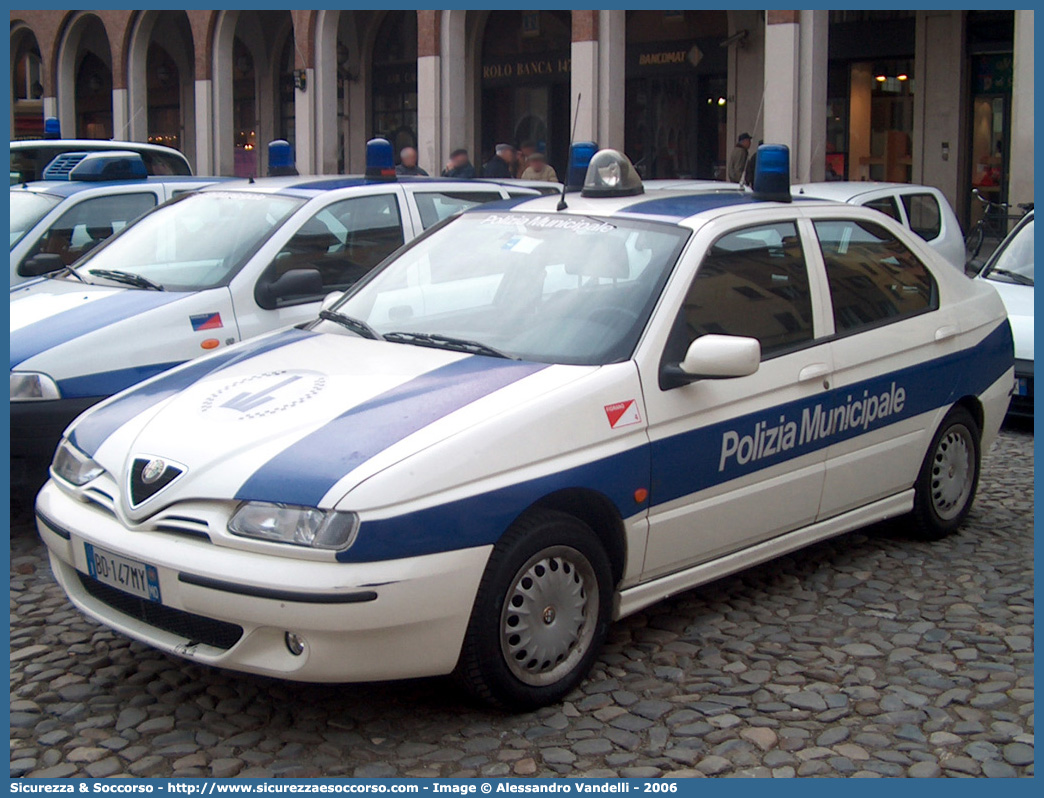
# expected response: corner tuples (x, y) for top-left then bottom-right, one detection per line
(727, 132), (752, 183)
(441, 148), (476, 179)
(743, 139), (763, 186)
(395, 147), (428, 176)
(482, 144), (516, 179)
(515, 140), (538, 178)
(520, 151), (558, 182)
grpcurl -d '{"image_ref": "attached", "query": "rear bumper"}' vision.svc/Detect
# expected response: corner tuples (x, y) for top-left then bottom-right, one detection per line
(10, 396), (101, 488)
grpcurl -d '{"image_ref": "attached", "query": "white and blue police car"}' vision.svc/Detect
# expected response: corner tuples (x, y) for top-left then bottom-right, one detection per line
(11, 140), (536, 491)
(11, 151), (227, 287)
(36, 145), (1014, 710)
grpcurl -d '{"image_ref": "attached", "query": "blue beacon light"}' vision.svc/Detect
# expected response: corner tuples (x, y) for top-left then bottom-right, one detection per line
(365, 137), (396, 180)
(752, 144), (792, 203)
(566, 141), (598, 190)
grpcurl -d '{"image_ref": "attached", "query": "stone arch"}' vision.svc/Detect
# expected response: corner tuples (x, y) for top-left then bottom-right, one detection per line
(56, 12), (114, 138)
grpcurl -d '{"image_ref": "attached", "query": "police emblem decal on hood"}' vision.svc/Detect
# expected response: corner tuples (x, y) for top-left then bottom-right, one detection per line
(129, 457), (185, 507)
(200, 370), (327, 420)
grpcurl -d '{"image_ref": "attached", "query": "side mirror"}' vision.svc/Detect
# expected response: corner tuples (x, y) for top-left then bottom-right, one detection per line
(320, 291), (344, 313)
(18, 253), (66, 277)
(662, 334), (761, 389)
(255, 268), (323, 310)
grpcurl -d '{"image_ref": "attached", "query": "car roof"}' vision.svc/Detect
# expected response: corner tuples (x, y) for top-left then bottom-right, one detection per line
(792, 181), (941, 202)
(11, 139), (191, 160)
(12, 176), (232, 199)
(460, 186), (838, 226)
(196, 175), (534, 200)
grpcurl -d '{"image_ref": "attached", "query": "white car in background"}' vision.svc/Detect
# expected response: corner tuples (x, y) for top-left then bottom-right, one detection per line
(793, 182), (965, 269)
(975, 210), (1033, 417)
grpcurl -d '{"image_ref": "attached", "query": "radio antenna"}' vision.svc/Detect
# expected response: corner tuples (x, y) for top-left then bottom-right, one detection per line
(557, 92), (582, 211)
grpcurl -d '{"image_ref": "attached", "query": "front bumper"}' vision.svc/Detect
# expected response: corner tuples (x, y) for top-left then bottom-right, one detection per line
(11, 396), (102, 489)
(1009, 359), (1033, 417)
(36, 481), (491, 682)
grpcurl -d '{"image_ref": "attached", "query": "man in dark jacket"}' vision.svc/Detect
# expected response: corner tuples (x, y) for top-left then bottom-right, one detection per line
(441, 148), (476, 179)
(395, 147), (428, 176)
(482, 144), (516, 179)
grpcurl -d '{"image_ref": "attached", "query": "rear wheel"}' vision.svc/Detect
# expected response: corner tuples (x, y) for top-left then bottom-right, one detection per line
(909, 406), (981, 540)
(964, 224), (984, 264)
(456, 510), (612, 711)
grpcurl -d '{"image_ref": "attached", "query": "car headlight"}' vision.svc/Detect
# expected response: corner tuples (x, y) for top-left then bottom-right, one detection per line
(51, 439), (104, 486)
(11, 372), (60, 401)
(228, 502), (359, 551)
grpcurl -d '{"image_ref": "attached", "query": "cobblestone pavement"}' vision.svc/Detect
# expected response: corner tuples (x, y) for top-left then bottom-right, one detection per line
(11, 425), (1034, 779)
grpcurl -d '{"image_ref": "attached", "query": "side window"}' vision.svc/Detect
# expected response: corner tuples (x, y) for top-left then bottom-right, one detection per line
(413, 191), (504, 229)
(139, 151), (192, 176)
(666, 222), (815, 363)
(862, 196), (901, 222)
(270, 194), (404, 293)
(814, 219), (937, 335)
(26, 192), (157, 266)
(901, 193), (942, 241)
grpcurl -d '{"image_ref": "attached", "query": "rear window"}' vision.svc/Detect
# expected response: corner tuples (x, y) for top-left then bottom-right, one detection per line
(413, 191), (504, 229)
(901, 193), (942, 241)
(11, 144), (191, 181)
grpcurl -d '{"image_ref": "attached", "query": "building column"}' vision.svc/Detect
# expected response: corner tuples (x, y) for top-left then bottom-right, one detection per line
(111, 88), (130, 139)
(194, 79), (213, 174)
(440, 10), (468, 171)
(417, 10), (441, 175)
(571, 10), (599, 144)
(293, 69), (315, 175)
(763, 10), (826, 183)
(1008, 9), (1034, 209)
(727, 11), (765, 149)
(796, 10), (827, 183)
(912, 11), (966, 216)
(597, 10), (625, 151)
(763, 11), (800, 173)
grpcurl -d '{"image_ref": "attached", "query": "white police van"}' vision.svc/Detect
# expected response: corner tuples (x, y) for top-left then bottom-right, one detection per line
(11, 151), (228, 287)
(36, 145), (1014, 710)
(11, 139), (536, 490)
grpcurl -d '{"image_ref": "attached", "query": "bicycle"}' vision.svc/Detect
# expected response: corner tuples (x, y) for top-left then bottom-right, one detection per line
(965, 188), (1032, 266)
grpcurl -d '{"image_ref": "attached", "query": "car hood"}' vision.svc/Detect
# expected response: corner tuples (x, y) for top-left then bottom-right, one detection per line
(984, 278), (1034, 361)
(73, 329), (595, 516)
(10, 278), (189, 370)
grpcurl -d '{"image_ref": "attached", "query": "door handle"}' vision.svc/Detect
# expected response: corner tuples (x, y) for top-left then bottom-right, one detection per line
(935, 325), (959, 342)
(798, 363), (831, 383)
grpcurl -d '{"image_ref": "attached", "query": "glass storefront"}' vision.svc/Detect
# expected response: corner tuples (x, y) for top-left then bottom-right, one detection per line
(371, 11), (418, 163)
(624, 11), (728, 180)
(480, 11), (571, 177)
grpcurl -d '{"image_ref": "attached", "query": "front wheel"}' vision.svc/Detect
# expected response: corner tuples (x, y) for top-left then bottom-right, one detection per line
(455, 510), (613, 711)
(909, 406), (981, 540)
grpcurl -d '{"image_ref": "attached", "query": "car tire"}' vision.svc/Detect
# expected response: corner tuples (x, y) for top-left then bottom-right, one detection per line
(909, 405), (981, 540)
(455, 509), (613, 711)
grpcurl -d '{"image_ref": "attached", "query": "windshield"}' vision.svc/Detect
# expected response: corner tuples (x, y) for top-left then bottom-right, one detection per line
(983, 217), (1034, 286)
(72, 191), (304, 291)
(10, 191), (60, 249)
(329, 211), (690, 365)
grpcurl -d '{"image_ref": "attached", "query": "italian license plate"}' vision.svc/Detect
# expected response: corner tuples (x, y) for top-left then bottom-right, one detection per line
(85, 543), (162, 603)
(1016, 378), (1029, 397)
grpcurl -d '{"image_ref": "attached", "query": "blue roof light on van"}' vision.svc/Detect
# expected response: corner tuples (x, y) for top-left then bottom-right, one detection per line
(44, 117), (61, 139)
(66, 151), (148, 182)
(752, 144), (792, 203)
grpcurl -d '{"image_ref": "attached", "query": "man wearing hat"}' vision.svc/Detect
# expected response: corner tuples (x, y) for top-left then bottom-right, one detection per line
(727, 132), (752, 184)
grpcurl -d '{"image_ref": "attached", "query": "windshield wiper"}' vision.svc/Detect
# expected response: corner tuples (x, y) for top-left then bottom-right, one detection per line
(88, 269), (164, 291)
(45, 265), (85, 283)
(986, 267), (1033, 286)
(384, 331), (516, 360)
(318, 309), (385, 340)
